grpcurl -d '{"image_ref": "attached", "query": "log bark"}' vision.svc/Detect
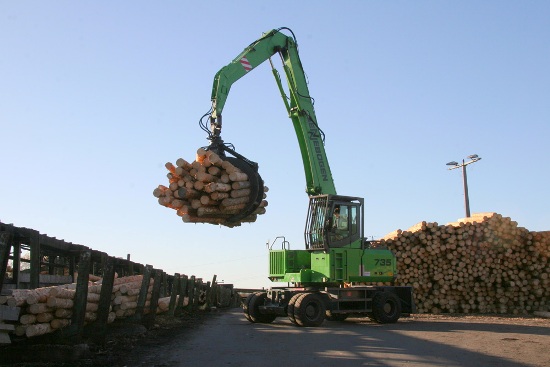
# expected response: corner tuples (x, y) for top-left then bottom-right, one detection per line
(28, 303), (53, 315)
(47, 297), (74, 309)
(36, 312), (54, 323)
(19, 314), (37, 325)
(50, 318), (71, 329)
(26, 323), (53, 338)
(54, 308), (72, 319)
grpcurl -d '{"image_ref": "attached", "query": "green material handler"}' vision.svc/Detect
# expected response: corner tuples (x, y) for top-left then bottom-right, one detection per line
(203, 28), (414, 326)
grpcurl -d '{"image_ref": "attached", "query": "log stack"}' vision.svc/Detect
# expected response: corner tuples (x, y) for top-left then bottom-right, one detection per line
(154, 148), (268, 227)
(4, 274), (172, 339)
(377, 212), (550, 315)
(111, 276), (154, 319)
(156, 295), (190, 313)
(7, 281), (112, 338)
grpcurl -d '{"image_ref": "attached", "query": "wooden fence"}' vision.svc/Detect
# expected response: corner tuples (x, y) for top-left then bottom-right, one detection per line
(0, 221), (233, 345)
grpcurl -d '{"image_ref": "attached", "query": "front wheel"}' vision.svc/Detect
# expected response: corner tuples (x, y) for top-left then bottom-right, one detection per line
(244, 292), (276, 324)
(294, 293), (326, 327)
(242, 293), (256, 322)
(371, 291), (401, 324)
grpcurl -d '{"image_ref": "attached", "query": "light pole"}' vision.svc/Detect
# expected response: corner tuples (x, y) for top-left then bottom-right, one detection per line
(446, 154), (482, 217)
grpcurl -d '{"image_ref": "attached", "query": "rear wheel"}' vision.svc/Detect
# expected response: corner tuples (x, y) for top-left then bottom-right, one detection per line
(294, 293), (326, 327)
(372, 291), (401, 324)
(247, 292), (276, 324)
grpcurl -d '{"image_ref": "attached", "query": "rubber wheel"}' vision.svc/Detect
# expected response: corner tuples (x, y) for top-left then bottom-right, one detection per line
(325, 310), (348, 322)
(242, 293), (256, 322)
(371, 291), (401, 324)
(294, 293), (326, 327)
(247, 292), (276, 324)
(286, 293), (303, 325)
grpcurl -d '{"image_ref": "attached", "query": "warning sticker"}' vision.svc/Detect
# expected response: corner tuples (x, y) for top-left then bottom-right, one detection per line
(240, 57), (252, 72)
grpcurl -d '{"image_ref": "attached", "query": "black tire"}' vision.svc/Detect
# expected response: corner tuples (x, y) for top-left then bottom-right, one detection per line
(371, 291), (401, 324)
(287, 293), (303, 325)
(248, 292), (277, 324)
(294, 293), (326, 327)
(325, 310), (348, 322)
(242, 293), (256, 322)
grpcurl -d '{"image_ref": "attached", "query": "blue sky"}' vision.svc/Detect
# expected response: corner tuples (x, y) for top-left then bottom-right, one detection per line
(1, 1), (549, 288)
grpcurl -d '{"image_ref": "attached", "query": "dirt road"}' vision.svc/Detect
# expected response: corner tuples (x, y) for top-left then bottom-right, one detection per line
(119, 309), (550, 367)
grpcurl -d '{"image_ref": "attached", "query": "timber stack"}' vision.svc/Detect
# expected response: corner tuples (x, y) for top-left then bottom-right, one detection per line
(377, 212), (550, 315)
(153, 148), (268, 227)
(109, 275), (152, 319)
(4, 281), (113, 338)
(0, 274), (183, 339)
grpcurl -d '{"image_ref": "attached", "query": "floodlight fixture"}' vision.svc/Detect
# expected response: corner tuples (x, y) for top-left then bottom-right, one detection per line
(445, 154), (482, 217)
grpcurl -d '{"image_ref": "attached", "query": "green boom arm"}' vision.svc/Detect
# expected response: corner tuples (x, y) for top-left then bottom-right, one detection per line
(209, 28), (336, 196)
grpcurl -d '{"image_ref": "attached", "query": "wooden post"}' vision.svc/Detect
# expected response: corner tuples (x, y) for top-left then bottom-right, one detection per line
(168, 273), (180, 316)
(206, 275), (217, 308)
(89, 256), (116, 343)
(48, 254), (55, 275)
(12, 242), (20, 288)
(99, 253), (107, 278)
(175, 275), (188, 315)
(69, 254), (76, 283)
(186, 276), (196, 310)
(133, 265), (153, 321)
(205, 281), (211, 308)
(143, 269), (162, 328)
(68, 249), (91, 342)
(193, 279), (202, 310)
(160, 271), (168, 298)
(29, 230), (41, 289)
(0, 232), (13, 294)
(127, 254), (134, 275)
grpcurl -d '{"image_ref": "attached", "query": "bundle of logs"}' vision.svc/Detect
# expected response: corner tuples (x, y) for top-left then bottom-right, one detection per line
(153, 148), (268, 227)
(0, 275), (187, 339)
(376, 212), (550, 315)
(5, 282), (113, 338)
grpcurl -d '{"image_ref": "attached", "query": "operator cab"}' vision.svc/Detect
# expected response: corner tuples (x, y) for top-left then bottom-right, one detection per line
(305, 195), (364, 251)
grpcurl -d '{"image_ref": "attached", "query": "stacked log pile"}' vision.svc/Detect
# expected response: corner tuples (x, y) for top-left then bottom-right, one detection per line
(153, 148), (268, 227)
(377, 212), (550, 315)
(2, 274), (182, 339)
(5, 284), (106, 338)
